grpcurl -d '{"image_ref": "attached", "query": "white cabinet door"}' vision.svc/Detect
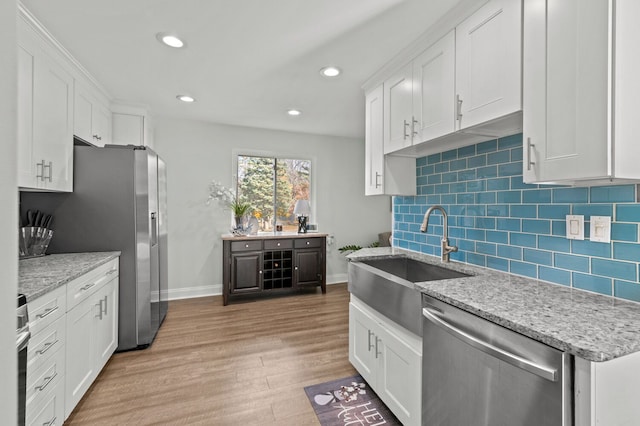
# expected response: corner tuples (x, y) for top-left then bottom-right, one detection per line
(32, 51), (74, 192)
(383, 64), (413, 153)
(17, 42), (35, 188)
(74, 86), (93, 144)
(92, 102), (112, 147)
(376, 324), (422, 426)
(365, 86), (385, 195)
(65, 296), (97, 417)
(456, 0), (522, 131)
(75, 84), (112, 147)
(349, 303), (377, 387)
(112, 113), (145, 146)
(95, 278), (118, 371)
(413, 30), (456, 142)
(523, 0), (611, 184)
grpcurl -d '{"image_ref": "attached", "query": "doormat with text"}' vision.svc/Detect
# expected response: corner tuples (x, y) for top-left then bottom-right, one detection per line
(304, 375), (402, 426)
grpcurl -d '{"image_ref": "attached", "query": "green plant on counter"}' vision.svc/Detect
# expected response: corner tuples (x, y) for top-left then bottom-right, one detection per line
(229, 200), (252, 217)
(338, 241), (380, 254)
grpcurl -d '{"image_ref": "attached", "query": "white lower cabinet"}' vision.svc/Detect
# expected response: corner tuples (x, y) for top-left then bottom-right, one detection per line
(349, 297), (422, 426)
(65, 262), (119, 418)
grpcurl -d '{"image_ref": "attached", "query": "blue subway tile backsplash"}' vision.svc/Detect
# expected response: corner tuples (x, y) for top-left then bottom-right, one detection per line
(394, 133), (640, 304)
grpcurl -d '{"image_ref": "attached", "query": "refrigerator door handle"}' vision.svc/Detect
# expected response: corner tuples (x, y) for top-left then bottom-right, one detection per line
(151, 212), (158, 246)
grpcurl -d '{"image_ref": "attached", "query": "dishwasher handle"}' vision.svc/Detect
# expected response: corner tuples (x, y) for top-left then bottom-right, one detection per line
(422, 308), (558, 382)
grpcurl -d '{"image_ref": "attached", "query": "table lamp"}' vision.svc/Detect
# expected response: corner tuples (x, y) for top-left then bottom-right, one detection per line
(293, 200), (311, 233)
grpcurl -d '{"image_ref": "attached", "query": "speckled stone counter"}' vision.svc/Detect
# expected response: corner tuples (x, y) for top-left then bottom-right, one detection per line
(347, 247), (640, 362)
(19, 252), (120, 301)
(221, 232), (328, 241)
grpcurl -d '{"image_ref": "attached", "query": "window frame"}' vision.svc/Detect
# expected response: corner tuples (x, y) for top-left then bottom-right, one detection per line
(231, 149), (316, 231)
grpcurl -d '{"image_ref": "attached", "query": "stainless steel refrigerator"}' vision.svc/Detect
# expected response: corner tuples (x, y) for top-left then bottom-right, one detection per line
(21, 144), (169, 351)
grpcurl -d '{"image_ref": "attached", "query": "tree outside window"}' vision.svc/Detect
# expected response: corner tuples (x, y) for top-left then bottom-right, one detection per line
(237, 155), (311, 232)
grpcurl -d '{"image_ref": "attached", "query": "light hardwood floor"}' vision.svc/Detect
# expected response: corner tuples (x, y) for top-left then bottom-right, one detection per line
(65, 283), (356, 425)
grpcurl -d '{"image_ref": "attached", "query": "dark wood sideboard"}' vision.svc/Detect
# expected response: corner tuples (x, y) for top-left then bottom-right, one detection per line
(222, 233), (327, 305)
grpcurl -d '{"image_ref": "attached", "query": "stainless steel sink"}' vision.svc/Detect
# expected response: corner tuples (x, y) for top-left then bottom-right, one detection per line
(360, 257), (470, 283)
(348, 257), (470, 336)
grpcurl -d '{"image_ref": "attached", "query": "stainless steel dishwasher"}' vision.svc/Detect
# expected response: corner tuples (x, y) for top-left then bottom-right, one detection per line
(422, 295), (573, 426)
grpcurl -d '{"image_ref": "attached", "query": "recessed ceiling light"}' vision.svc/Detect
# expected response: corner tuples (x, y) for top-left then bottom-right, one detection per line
(156, 32), (185, 48)
(320, 66), (341, 77)
(176, 95), (195, 103)
(287, 109), (302, 116)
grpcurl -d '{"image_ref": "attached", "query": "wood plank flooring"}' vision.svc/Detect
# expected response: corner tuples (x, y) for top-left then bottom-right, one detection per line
(65, 283), (356, 425)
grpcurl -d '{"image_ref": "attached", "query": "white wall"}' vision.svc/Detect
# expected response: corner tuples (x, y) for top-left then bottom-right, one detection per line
(1, 0), (18, 422)
(153, 118), (391, 299)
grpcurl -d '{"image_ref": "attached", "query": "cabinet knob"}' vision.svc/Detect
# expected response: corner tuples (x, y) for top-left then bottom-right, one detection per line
(306, 241), (310, 245)
(245, 244), (249, 248)
(277, 242), (281, 246)
(259, 270), (263, 274)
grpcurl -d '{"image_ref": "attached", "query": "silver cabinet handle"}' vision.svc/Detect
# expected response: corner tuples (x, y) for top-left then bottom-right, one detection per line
(422, 308), (558, 382)
(36, 160), (45, 181)
(403, 120), (410, 140)
(96, 299), (103, 320)
(456, 94), (463, 122)
(36, 340), (58, 355)
(103, 295), (108, 315)
(106, 268), (118, 275)
(375, 336), (382, 359)
(367, 330), (374, 351)
(306, 241), (310, 245)
(43, 416), (57, 426)
(375, 172), (381, 188)
(36, 306), (59, 319)
(43, 161), (53, 182)
(93, 134), (102, 141)
(277, 242), (281, 246)
(258, 270), (263, 274)
(412, 117), (419, 137)
(35, 372), (57, 392)
(81, 282), (96, 291)
(527, 137), (536, 171)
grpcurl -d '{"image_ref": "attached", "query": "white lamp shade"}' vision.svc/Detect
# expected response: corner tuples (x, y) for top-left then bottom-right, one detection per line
(293, 199), (311, 216)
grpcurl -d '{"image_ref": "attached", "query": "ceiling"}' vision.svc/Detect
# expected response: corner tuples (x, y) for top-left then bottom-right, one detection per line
(21, 0), (461, 139)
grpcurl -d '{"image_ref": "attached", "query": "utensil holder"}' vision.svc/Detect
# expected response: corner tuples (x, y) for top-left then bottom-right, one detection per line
(19, 227), (54, 259)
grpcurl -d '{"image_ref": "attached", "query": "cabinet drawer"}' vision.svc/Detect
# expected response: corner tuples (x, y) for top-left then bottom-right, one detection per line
(28, 285), (66, 336)
(27, 315), (65, 374)
(231, 240), (262, 252)
(26, 343), (65, 412)
(67, 258), (119, 311)
(264, 239), (293, 250)
(294, 238), (323, 249)
(26, 370), (64, 426)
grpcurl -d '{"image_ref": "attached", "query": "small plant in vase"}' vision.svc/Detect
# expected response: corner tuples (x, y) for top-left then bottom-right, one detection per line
(207, 180), (254, 235)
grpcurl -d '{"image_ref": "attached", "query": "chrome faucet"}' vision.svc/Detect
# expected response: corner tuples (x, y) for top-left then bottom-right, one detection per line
(420, 205), (458, 263)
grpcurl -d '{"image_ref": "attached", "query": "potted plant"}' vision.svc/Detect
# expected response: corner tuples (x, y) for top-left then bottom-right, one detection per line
(229, 199), (252, 230)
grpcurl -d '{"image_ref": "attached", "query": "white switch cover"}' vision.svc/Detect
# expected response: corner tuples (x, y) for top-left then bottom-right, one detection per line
(566, 215), (584, 240)
(590, 216), (611, 243)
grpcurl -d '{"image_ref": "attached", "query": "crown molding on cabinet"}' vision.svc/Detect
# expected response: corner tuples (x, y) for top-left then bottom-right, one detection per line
(361, 0), (489, 94)
(18, 1), (112, 102)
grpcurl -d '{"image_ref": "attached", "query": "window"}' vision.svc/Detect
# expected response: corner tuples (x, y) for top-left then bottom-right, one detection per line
(236, 155), (311, 232)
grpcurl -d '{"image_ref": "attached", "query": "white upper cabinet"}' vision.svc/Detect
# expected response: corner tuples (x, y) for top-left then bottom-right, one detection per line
(413, 30), (456, 143)
(17, 17), (74, 192)
(383, 30), (456, 154)
(365, 85), (416, 196)
(455, 0), (522, 131)
(111, 106), (154, 149)
(74, 82), (112, 147)
(523, 0), (640, 185)
(383, 64), (414, 153)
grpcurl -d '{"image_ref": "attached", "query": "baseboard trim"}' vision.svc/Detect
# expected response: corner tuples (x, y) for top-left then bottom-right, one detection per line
(164, 274), (348, 301)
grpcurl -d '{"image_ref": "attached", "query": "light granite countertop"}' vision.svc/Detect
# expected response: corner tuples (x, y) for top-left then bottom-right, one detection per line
(347, 247), (640, 363)
(19, 252), (120, 301)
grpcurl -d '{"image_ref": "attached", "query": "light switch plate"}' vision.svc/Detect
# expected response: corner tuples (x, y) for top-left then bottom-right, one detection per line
(566, 215), (584, 240)
(590, 216), (611, 243)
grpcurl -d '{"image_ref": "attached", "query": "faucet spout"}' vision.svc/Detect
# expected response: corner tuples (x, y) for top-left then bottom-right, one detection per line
(420, 205), (458, 262)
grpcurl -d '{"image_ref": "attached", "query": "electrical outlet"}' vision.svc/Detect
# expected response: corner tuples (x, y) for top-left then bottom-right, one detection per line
(566, 215), (584, 240)
(590, 216), (611, 243)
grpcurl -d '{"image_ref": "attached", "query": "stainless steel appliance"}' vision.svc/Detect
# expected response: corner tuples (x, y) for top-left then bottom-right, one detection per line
(21, 145), (169, 351)
(17, 294), (29, 426)
(422, 295), (573, 426)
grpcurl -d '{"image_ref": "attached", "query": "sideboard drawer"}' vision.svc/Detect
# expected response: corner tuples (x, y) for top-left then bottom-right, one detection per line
(231, 240), (262, 252)
(29, 285), (66, 336)
(294, 238), (323, 249)
(264, 239), (293, 250)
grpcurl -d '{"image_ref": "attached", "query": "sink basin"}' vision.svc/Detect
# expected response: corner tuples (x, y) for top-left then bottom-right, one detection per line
(360, 257), (470, 283)
(348, 257), (470, 336)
